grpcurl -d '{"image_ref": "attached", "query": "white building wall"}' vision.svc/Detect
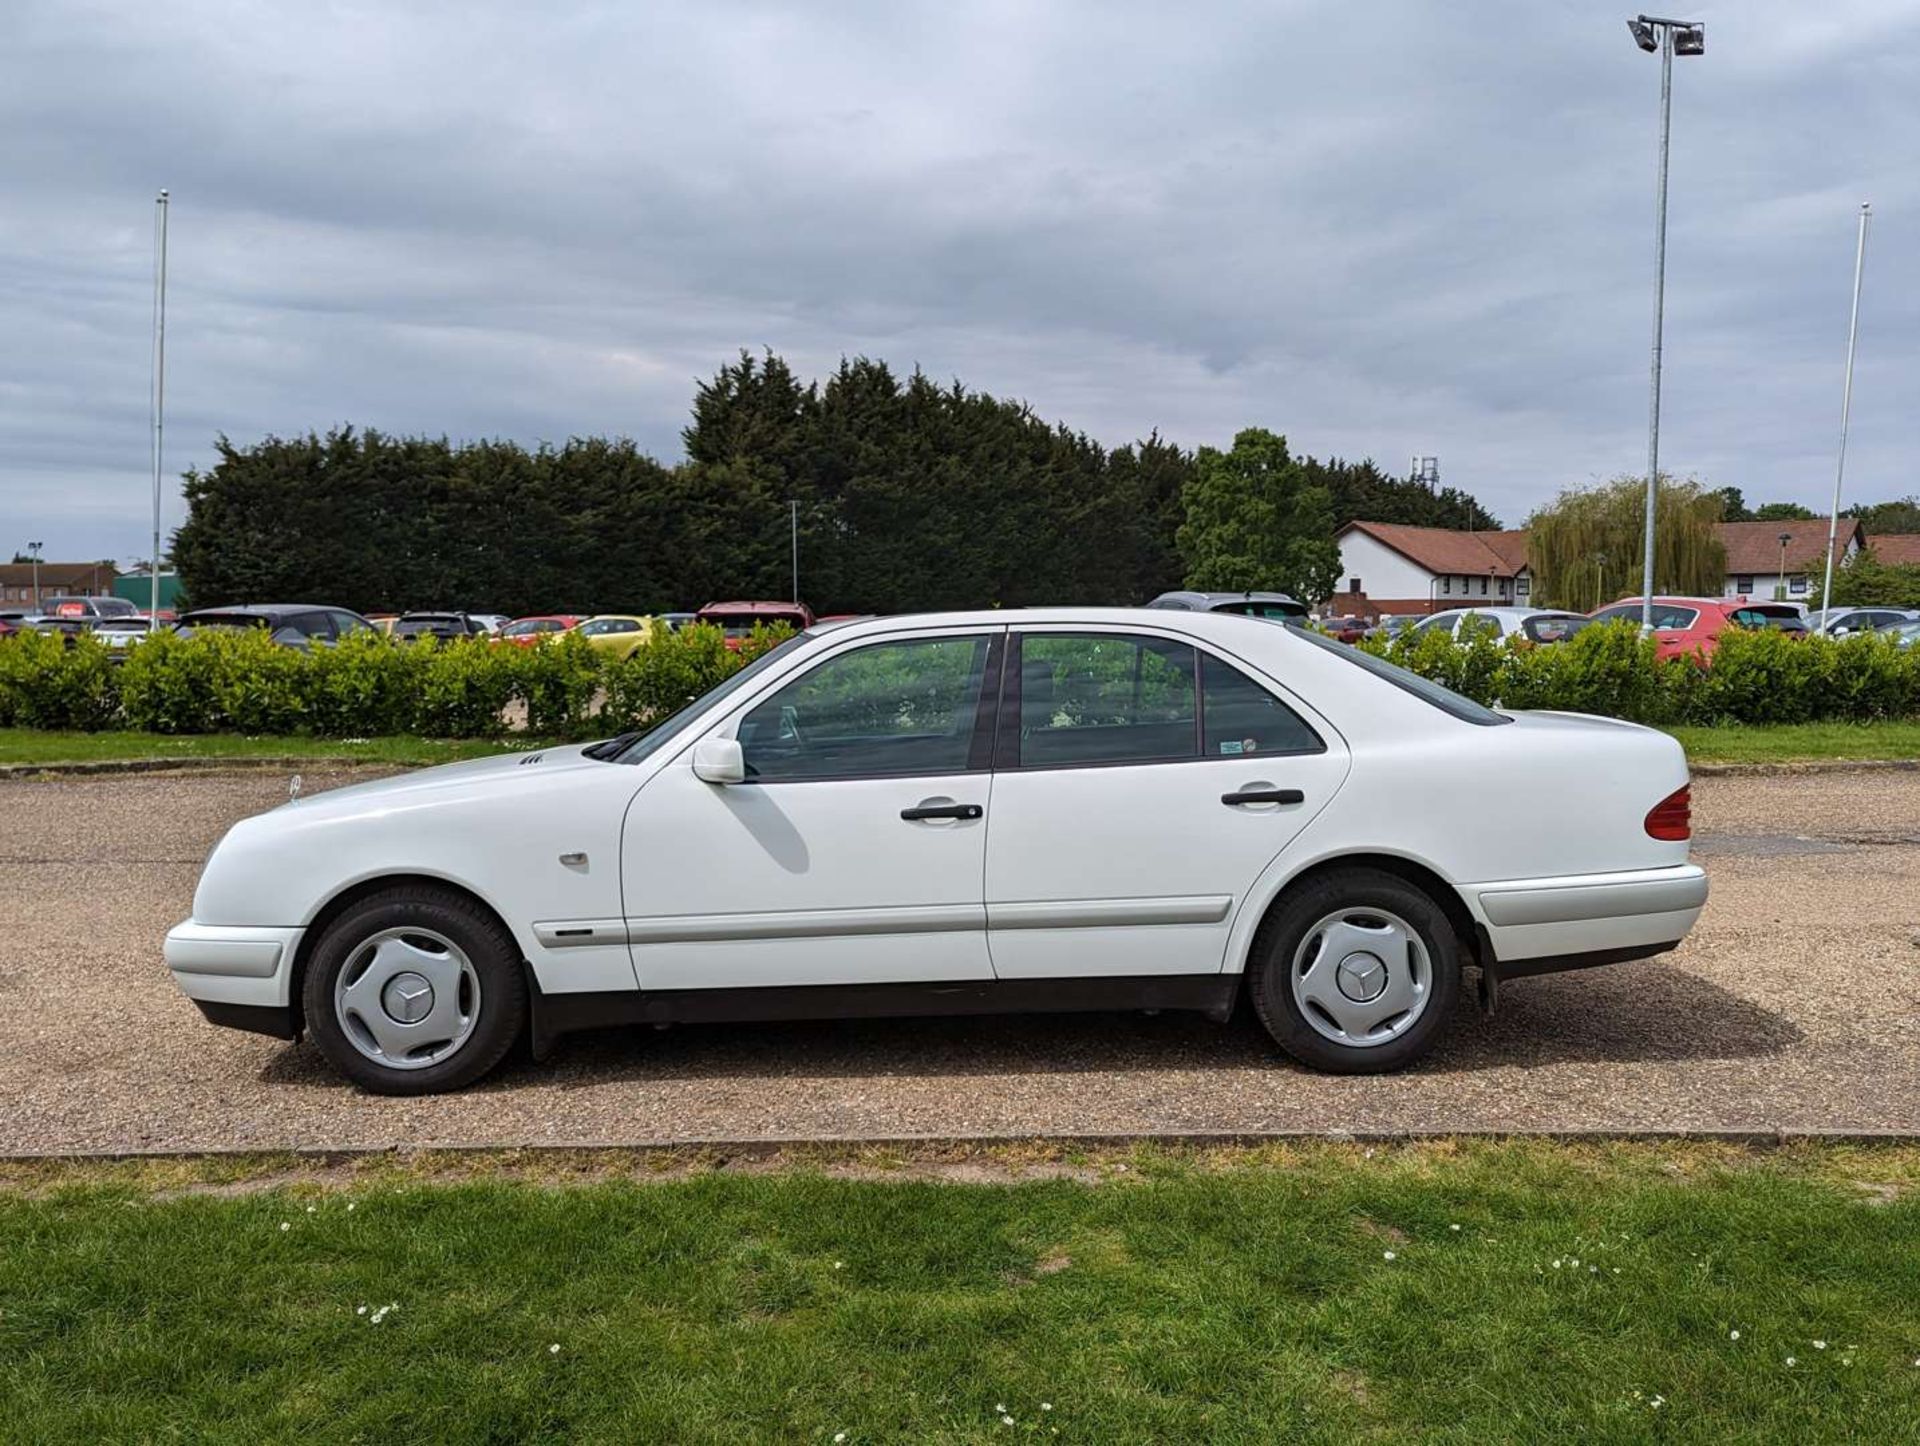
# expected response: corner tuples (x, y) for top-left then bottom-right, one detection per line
(1336, 532), (1438, 602)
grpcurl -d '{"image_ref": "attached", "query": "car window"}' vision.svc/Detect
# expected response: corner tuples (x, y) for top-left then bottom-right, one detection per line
(1593, 603), (1699, 630)
(331, 611), (372, 636)
(294, 612), (335, 640)
(1411, 614), (1458, 636)
(1523, 614), (1589, 644)
(1216, 600), (1307, 620)
(1200, 654), (1321, 757)
(1286, 624), (1509, 726)
(737, 634), (992, 781)
(1018, 633), (1197, 767)
(1457, 613), (1502, 642)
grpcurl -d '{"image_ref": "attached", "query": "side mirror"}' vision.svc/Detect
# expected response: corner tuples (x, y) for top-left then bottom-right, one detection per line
(691, 736), (746, 785)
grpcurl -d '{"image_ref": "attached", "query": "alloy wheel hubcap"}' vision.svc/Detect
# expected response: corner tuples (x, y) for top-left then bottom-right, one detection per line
(334, 927), (480, 1070)
(1291, 907), (1432, 1048)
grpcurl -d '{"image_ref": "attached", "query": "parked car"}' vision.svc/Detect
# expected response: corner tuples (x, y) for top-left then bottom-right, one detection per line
(696, 600), (815, 649)
(93, 616), (166, 656)
(575, 615), (658, 659)
(1364, 614), (1419, 642)
(656, 612), (698, 633)
(1804, 606), (1920, 637)
(1588, 597), (1804, 661)
(1410, 608), (1592, 645)
(391, 611), (488, 643)
(44, 595), (139, 621)
(0, 618), (15, 639)
(497, 615), (585, 646)
(1317, 615), (1369, 643)
(467, 614), (512, 635)
(166, 607), (1706, 1094)
(175, 604), (378, 650)
(1146, 590), (1310, 622)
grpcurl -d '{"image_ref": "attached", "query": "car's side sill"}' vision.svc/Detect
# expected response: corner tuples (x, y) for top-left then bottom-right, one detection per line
(527, 974), (1240, 1061)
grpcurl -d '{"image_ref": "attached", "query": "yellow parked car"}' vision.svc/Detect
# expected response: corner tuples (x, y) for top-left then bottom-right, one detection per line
(574, 614), (657, 659)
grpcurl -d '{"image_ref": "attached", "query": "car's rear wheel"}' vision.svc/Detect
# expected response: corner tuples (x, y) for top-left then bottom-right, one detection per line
(302, 885), (526, 1095)
(1247, 867), (1460, 1073)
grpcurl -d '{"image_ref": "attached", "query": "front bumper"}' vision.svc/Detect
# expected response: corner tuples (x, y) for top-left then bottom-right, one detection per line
(1460, 863), (1708, 972)
(165, 920), (305, 1037)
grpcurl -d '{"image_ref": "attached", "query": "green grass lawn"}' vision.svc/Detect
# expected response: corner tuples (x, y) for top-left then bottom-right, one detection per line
(3, 1142), (1916, 1442)
(0, 729), (541, 768)
(1663, 721), (1920, 766)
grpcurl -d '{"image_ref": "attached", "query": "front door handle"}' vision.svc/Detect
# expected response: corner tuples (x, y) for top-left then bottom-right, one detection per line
(1221, 788), (1304, 807)
(901, 803), (984, 822)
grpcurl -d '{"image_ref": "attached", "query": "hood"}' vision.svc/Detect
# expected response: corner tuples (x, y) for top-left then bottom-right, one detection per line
(278, 743), (605, 817)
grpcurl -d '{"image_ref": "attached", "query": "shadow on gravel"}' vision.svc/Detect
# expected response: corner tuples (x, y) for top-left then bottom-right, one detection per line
(254, 961), (1800, 1093)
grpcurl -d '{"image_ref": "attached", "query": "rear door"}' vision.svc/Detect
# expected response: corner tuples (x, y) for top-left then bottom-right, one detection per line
(982, 626), (1349, 979)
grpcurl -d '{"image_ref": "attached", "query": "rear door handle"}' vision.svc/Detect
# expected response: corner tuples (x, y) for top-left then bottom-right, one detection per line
(900, 803), (984, 821)
(1221, 788), (1304, 807)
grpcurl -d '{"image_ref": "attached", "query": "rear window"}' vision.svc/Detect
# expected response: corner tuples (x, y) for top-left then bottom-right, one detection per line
(1287, 626), (1509, 726)
(1523, 615), (1589, 644)
(1214, 599), (1309, 621)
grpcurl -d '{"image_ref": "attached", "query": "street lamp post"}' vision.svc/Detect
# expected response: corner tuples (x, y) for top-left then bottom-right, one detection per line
(150, 189), (170, 624)
(1776, 532), (1791, 602)
(1626, 15), (1705, 633)
(788, 499), (800, 605)
(1820, 204), (1872, 617)
(27, 541), (43, 608)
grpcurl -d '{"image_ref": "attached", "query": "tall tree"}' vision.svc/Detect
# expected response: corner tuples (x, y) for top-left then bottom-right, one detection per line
(1753, 501), (1816, 522)
(1709, 485), (1750, 522)
(1176, 429), (1342, 602)
(1526, 474), (1725, 611)
(1857, 496), (1920, 535)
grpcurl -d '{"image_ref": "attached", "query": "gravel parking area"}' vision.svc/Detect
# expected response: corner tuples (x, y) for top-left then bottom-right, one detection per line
(3, 765), (1917, 1153)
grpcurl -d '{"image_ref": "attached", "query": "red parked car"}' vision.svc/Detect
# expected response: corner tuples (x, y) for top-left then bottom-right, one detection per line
(695, 600), (814, 649)
(1589, 597), (1806, 662)
(496, 615), (585, 647)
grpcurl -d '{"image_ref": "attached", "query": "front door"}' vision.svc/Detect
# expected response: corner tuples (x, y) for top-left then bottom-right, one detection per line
(984, 628), (1350, 978)
(622, 628), (1003, 991)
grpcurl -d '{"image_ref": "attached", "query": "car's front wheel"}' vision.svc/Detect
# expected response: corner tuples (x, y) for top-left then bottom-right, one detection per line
(302, 885), (527, 1095)
(1248, 867), (1460, 1073)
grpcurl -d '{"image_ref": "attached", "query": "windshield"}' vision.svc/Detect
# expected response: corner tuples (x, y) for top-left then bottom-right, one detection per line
(611, 632), (816, 764)
(1593, 603), (1700, 631)
(1286, 624), (1509, 726)
(1523, 614), (1590, 644)
(503, 618), (562, 637)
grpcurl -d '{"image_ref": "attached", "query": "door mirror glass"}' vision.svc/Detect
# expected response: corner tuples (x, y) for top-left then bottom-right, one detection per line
(692, 736), (746, 784)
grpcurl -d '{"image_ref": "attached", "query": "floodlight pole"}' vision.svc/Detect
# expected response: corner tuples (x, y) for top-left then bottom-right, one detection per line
(1819, 203), (1871, 618)
(789, 498), (799, 604)
(150, 189), (170, 621)
(1637, 25), (1674, 633)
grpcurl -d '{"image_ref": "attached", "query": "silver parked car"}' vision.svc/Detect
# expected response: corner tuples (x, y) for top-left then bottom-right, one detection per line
(1804, 606), (1920, 636)
(1146, 590), (1310, 622)
(1408, 607), (1592, 644)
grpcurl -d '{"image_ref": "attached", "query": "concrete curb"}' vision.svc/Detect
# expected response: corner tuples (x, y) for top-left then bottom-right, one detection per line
(4, 1128), (1918, 1165)
(1689, 757), (1920, 777)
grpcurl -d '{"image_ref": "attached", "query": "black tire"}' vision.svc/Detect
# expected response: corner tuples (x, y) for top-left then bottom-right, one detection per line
(1247, 867), (1460, 1074)
(301, 884), (527, 1095)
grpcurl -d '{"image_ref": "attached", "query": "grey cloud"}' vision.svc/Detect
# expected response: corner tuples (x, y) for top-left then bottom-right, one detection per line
(2, 0), (1915, 561)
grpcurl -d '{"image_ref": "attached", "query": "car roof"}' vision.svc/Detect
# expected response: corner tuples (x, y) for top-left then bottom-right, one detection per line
(699, 600), (809, 613)
(181, 603), (338, 619)
(1148, 590), (1303, 609)
(582, 613), (648, 623)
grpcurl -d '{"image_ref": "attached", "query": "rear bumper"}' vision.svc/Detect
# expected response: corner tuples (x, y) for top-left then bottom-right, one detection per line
(165, 919), (304, 1014)
(1461, 863), (1707, 971)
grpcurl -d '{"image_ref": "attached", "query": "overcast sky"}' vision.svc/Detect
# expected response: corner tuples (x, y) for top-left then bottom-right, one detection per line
(3, 0), (1914, 563)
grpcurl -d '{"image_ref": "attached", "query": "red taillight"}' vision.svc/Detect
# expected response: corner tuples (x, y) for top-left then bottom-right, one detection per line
(1645, 784), (1691, 841)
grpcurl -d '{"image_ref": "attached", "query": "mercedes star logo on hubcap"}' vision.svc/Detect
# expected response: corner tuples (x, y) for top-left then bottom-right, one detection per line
(1335, 953), (1388, 1003)
(382, 971), (434, 1024)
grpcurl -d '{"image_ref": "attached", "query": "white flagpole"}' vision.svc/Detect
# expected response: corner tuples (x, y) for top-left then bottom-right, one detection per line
(1820, 203), (1870, 617)
(150, 189), (170, 620)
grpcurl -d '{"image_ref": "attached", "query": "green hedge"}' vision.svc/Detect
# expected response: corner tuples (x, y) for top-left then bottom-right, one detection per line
(5, 620), (1917, 740)
(0, 625), (787, 741)
(1364, 622), (1920, 726)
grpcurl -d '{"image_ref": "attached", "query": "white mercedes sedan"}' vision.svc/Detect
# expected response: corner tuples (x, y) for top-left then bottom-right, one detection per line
(165, 609), (1707, 1094)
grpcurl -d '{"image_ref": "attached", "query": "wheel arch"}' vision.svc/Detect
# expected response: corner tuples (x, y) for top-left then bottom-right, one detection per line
(288, 873), (521, 1037)
(1236, 851), (1484, 979)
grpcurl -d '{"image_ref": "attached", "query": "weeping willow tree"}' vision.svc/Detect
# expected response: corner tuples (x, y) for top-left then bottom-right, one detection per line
(1526, 475), (1726, 611)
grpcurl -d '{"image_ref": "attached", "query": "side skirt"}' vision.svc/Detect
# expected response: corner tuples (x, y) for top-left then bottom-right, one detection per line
(527, 974), (1241, 1062)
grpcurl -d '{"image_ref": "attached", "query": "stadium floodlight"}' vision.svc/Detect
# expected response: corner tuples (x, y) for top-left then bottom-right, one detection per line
(1625, 16), (1705, 634)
